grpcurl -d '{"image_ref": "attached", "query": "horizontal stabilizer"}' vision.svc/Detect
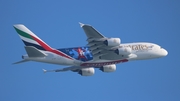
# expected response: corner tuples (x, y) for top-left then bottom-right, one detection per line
(13, 59), (29, 64)
(25, 46), (46, 57)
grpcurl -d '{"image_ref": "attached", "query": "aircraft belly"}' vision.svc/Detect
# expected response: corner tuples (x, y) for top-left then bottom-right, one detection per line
(51, 56), (75, 65)
(99, 53), (127, 60)
(129, 51), (151, 60)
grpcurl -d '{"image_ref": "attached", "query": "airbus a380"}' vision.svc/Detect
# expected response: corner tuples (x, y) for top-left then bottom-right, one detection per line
(13, 23), (168, 76)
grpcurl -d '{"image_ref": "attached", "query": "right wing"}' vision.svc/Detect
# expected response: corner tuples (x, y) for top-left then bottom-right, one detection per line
(43, 66), (86, 73)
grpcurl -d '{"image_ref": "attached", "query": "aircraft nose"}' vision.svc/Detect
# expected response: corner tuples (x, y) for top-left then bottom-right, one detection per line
(161, 49), (168, 56)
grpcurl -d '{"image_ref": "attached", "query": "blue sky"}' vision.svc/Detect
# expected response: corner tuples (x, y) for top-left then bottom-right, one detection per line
(0, 0), (180, 101)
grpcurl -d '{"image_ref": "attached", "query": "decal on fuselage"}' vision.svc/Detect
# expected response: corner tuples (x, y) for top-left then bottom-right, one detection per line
(58, 46), (93, 61)
(123, 44), (154, 52)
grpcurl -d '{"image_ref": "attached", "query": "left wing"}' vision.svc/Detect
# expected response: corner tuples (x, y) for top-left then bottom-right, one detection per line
(79, 22), (105, 38)
(80, 23), (123, 60)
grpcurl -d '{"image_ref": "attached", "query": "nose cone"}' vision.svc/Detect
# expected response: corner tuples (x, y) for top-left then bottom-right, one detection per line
(161, 49), (168, 56)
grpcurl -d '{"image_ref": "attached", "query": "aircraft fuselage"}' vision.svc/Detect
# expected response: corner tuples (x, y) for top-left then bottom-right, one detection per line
(22, 42), (167, 67)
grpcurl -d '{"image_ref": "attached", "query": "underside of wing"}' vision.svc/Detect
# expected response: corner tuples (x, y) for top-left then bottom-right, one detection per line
(43, 66), (95, 76)
(80, 23), (123, 60)
(43, 66), (89, 73)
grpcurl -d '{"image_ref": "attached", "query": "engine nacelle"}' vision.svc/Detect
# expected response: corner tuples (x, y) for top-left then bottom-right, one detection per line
(99, 64), (116, 72)
(78, 68), (95, 76)
(115, 47), (132, 55)
(104, 38), (121, 46)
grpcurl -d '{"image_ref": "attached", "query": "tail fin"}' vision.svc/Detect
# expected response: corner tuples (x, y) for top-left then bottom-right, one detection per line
(14, 24), (74, 60)
(13, 24), (52, 51)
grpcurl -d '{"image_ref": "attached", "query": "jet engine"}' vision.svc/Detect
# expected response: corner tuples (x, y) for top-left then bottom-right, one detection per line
(99, 64), (116, 72)
(78, 67), (95, 76)
(104, 38), (121, 46)
(115, 47), (131, 55)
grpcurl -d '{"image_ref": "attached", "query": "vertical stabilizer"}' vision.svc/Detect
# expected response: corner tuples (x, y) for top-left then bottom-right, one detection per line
(13, 24), (52, 51)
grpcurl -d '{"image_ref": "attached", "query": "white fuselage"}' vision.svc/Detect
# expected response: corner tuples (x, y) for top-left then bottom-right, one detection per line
(121, 42), (168, 60)
(23, 42), (168, 67)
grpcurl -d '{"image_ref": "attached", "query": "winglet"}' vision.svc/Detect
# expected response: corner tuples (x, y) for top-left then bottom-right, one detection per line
(42, 69), (47, 73)
(79, 22), (85, 27)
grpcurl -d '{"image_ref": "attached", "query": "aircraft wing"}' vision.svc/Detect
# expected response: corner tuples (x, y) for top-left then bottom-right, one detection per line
(43, 66), (87, 73)
(80, 23), (123, 60)
(79, 23), (105, 38)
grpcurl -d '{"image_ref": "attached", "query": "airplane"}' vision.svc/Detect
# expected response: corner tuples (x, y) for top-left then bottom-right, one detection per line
(13, 23), (168, 76)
